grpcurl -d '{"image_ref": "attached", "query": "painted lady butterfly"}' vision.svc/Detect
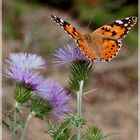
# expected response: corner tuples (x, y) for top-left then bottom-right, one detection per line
(50, 15), (137, 62)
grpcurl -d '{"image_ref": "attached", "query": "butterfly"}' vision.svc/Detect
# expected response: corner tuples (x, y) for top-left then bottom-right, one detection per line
(49, 15), (137, 62)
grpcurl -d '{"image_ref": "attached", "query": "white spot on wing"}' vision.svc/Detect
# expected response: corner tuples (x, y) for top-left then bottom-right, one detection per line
(125, 17), (129, 20)
(60, 19), (64, 23)
(124, 23), (128, 26)
(115, 20), (123, 24)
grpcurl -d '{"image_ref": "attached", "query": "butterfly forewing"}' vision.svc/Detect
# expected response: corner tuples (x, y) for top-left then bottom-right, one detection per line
(94, 16), (137, 40)
(91, 16), (137, 61)
(50, 14), (82, 40)
(50, 14), (96, 61)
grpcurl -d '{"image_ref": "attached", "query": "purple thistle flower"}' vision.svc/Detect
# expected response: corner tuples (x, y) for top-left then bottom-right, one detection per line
(36, 79), (72, 119)
(53, 44), (90, 66)
(5, 53), (46, 70)
(5, 66), (44, 91)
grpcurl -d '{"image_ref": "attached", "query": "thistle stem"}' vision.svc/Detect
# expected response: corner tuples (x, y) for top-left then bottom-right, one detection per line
(77, 80), (84, 140)
(21, 112), (33, 140)
(12, 101), (19, 140)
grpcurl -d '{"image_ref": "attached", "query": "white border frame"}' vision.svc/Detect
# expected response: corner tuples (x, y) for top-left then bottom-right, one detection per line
(138, 0), (139, 139)
(0, 1), (139, 140)
(0, 0), (2, 139)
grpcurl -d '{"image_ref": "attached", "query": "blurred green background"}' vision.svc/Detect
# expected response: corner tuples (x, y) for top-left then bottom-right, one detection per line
(2, 0), (138, 140)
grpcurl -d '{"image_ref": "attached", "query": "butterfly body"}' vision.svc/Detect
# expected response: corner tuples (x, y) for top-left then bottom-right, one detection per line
(81, 33), (103, 60)
(50, 15), (137, 62)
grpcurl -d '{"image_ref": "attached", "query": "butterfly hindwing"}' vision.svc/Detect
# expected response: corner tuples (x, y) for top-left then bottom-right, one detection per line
(100, 39), (122, 61)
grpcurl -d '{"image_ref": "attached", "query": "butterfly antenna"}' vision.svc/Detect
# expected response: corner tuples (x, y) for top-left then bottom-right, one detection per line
(86, 18), (94, 29)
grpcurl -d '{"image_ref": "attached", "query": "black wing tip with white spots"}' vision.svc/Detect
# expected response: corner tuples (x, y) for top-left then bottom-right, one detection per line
(49, 14), (66, 27)
(49, 14), (58, 22)
(110, 16), (137, 39)
(113, 16), (137, 27)
(49, 14), (54, 19)
(129, 16), (137, 24)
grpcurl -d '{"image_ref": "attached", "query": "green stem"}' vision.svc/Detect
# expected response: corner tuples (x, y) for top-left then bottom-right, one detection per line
(77, 80), (84, 140)
(12, 101), (19, 140)
(21, 112), (33, 140)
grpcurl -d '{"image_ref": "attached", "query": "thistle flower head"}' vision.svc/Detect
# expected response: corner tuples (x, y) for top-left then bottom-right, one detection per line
(5, 53), (46, 70)
(36, 79), (72, 119)
(4, 53), (45, 103)
(5, 66), (44, 91)
(54, 44), (90, 66)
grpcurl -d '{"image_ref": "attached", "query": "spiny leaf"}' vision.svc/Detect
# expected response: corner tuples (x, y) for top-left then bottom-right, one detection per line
(50, 114), (86, 140)
(2, 120), (12, 130)
(82, 125), (103, 140)
(3, 111), (14, 121)
(56, 128), (71, 140)
(53, 117), (72, 140)
(48, 123), (56, 136)
(82, 125), (119, 140)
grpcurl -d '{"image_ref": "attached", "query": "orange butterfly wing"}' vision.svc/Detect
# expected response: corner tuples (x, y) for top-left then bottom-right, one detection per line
(95, 16), (137, 40)
(99, 39), (122, 61)
(50, 14), (81, 39)
(92, 16), (137, 61)
(50, 14), (96, 60)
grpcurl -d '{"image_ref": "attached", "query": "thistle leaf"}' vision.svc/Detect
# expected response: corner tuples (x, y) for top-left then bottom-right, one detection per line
(49, 114), (86, 140)
(82, 125), (103, 140)
(82, 125), (119, 140)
